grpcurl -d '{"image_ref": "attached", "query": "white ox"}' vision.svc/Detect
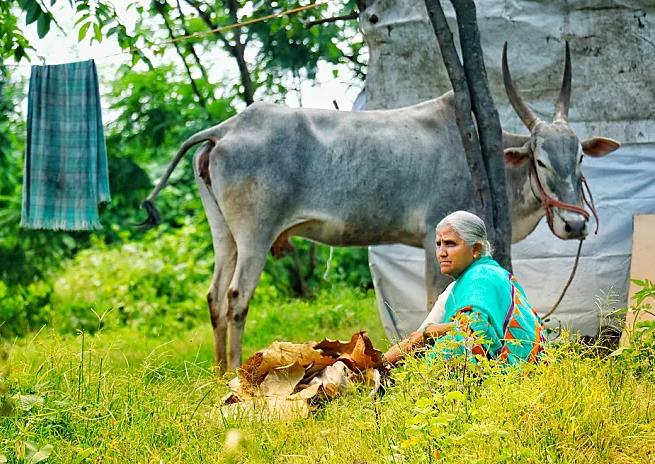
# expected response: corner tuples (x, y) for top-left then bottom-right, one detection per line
(141, 44), (619, 370)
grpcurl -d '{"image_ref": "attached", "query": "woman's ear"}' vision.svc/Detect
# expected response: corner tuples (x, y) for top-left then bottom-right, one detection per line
(473, 242), (483, 258)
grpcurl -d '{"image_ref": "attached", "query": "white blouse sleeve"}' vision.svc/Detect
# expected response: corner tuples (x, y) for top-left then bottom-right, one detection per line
(417, 281), (455, 332)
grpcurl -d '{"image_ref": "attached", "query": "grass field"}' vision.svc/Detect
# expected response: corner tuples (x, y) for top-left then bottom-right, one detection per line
(1, 286), (654, 463)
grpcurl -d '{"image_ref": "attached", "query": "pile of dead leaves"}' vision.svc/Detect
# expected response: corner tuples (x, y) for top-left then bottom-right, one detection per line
(222, 331), (385, 420)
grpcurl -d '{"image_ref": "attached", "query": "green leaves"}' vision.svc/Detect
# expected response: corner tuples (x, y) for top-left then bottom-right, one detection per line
(72, 0), (147, 69)
(36, 12), (51, 38)
(74, 1), (105, 45)
(414, 397), (433, 410)
(16, 394), (45, 412)
(93, 22), (102, 42)
(612, 279), (655, 379)
(21, 442), (53, 464)
(445, 390), (466, 402)
(631, 278), (655, 307)
(0, 2), (34, 62)
(23, 0), (43, 26)
(18, 0), (54, 38)
(77, 21), (90, 41)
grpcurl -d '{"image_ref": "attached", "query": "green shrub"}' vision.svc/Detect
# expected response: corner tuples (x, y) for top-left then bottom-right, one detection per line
(0, 279), (53, 338)
(47, 222), (374, 338)
(263, 238), (372, 298)
(50, 223), (212, 335)
(612, 279), (655, 380)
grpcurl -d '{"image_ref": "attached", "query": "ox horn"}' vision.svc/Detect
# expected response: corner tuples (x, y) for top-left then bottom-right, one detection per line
(554, 41), (572, 122)
(502, 42), (539, 131)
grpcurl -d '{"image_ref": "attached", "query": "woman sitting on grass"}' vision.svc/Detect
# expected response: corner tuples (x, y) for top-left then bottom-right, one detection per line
(384, 210), (544, 366)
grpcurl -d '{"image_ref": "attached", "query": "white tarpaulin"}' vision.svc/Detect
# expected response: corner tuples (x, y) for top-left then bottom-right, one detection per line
(364, 1), (655, 339)
(371, 143), (655, 339)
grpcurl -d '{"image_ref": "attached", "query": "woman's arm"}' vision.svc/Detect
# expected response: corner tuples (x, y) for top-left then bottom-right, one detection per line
(384, 283), (456, 366)
(383, 322), (454, 366)
(417, 281), (455, 332)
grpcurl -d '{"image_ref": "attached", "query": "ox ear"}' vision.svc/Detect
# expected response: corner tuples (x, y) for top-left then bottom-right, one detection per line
(504, 145), (531, 166)
(581, 137), (620, 157)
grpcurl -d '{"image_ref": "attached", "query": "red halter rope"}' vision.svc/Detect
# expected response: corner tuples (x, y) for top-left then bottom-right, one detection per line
(529, 159), (599, 238)
(529, 156), (600, 320)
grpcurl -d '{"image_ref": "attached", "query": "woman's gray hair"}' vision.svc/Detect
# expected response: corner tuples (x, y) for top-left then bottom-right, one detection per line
(436, 210), (493, 257)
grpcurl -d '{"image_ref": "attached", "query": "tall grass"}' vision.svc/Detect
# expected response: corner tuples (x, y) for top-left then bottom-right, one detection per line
(1, 287), (654, 463)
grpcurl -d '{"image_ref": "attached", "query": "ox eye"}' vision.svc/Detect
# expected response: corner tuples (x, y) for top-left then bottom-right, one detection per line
(579, 155), (584, 164)
(536, 159), (547, 168)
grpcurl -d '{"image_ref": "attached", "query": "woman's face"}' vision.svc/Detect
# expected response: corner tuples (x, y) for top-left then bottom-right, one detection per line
(436, 226), (478, 278)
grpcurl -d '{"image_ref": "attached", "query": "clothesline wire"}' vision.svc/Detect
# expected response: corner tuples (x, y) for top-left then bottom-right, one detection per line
(3, 1), (328, 68)
(167, 1), (326, 45)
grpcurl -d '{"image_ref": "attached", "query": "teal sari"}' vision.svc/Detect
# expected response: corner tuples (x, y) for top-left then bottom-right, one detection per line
(437, 256), (544, 365)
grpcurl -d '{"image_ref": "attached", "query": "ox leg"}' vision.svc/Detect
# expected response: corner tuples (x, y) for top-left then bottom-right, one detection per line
(226, 240), (269, 370)
(193, 149), (236, 373)
(206, 226), (236, 373)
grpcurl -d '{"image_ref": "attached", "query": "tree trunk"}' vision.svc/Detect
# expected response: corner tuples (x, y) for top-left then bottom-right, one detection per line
(225, 0), (255, 105)
(449, 0), (512, 271)
(361, 0), (512, 283)
(423, 0), (511, 271)
(184, 0), (255, 106)
(424, 0), (493, 230)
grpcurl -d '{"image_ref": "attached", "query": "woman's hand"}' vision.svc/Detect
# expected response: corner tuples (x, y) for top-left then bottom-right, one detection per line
(383, 330), (427, 366)
(422, 322), (455, 340)
(406, 330), (425, 349)
(382, 323), (455, 367)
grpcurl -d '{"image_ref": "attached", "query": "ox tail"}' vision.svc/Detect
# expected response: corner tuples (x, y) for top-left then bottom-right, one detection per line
(138, 125), (223, 229)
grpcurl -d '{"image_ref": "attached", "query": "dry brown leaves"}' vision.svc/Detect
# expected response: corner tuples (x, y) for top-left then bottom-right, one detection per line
(222, 331), (384, 420)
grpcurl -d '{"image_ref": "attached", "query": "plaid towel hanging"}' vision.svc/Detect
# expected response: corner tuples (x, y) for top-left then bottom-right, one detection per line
(21, 59), (110, 230)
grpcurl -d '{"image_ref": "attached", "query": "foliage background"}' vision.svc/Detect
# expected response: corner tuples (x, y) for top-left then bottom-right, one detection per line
(0, 0), (370, 339)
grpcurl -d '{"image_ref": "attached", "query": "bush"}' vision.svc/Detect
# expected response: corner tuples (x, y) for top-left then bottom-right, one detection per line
(612, 279), (655, 380)
(263, 238), (372, 298)
(47, 222), (373, 337)
(50, 223), (213, 335)
(0, 279), (53, 338)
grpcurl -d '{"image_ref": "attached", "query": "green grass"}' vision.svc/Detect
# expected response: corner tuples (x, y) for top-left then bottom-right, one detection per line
(1, 286), (654, 463)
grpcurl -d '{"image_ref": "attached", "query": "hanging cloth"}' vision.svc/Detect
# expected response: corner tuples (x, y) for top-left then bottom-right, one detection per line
(21, 59), (110, 230)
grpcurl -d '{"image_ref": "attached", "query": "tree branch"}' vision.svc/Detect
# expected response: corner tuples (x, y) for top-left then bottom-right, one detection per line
(154, 2), (209, 111)
(225, 0), (255, 105)
(184, 0), (232, 50)
(184, 0), (255, 105)
(176, 0), (211, 86)
(341, 53), (367, 80)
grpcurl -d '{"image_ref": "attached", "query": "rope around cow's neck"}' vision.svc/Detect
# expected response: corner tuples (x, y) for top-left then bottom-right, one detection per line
(542, 238), (584, 321)
(528, 158), (595, 321)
